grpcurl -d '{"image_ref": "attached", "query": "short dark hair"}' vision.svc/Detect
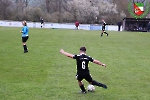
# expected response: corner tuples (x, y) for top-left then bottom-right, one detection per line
(23, 20), (27, 26)
(80, 46), (86, 52)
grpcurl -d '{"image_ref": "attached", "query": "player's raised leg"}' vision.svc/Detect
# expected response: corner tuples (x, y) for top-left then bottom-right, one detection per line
(104, 31), (108, 36)
(91, 80), (107, 89)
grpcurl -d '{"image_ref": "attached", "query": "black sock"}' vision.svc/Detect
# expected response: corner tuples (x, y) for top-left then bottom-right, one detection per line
(92, 80), (101, 86)
(80, 85), (86, 92)
(104, 32), (108, 36)
(92, 80), (107, 89)
(23, 45), (28, 51)
(101, 33), (103, 36)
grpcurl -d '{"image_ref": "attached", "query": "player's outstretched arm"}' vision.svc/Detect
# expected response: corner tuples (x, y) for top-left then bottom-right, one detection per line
(93, 59), (106, 67)
(60, 49), (74, 58)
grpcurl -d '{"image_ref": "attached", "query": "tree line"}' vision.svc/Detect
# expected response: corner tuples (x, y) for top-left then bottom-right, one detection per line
(0, 0), (150, 24)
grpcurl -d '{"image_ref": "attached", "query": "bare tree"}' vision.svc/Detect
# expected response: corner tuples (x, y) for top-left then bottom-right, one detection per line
(67, 0), (120, 24)
(113, 0), (130, 18)
(14, 0), (31, 11)
(44, 0), (70, 22)
(147, 13), (150, 18)
(0, 0), (13, 20)
(67, 0), (98, 23)
(0, 0), (133, 24)
(16, 0), (30, 7)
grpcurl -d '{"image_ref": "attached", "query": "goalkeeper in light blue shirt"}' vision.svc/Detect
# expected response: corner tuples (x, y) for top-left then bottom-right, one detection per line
(20, 20), (29, 53)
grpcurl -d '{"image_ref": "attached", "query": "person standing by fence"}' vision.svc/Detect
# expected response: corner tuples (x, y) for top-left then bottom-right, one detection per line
(75, 21), (79, 30)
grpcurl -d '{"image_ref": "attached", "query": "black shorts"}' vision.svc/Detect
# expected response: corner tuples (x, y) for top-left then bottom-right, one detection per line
(22, 36), (29, 42)
(76, 72), (92, 82)
(102, 28), (105, 31)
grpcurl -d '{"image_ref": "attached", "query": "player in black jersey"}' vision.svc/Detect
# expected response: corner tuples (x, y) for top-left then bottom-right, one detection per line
(60, 47), (107, 94)
(101, 20), (108, 36)
(40, 18), (44, 28)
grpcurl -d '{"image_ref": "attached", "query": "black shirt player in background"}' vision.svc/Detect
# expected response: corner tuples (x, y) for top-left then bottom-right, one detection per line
(101, 20), (108, 36)
(147, 21), (150, 32)
(60, 47), (107, 94)
(117, 21), (122, 31)
(40, 18), (44, 28)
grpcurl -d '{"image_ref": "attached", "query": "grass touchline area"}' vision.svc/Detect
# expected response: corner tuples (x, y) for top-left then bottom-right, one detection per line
(0, 27), (150, 100)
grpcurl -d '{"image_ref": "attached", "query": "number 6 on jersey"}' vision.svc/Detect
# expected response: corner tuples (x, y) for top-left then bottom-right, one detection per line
(82, 61), (86, 69)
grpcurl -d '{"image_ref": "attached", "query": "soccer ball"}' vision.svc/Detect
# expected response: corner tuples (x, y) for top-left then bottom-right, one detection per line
(87, 85), (95, 92)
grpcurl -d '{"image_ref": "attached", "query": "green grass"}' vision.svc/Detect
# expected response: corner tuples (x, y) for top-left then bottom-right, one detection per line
(0, 27), (150, 100)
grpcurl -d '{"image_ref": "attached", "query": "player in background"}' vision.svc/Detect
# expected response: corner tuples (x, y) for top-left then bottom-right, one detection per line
(60, 47), (107, 94)
(148, 21), (150, 32)
(20, 20), (29, 53)
(75, 21), (79, 30)
(41, 18), (44, 28)
(117, 21), (122, 31)
(101, 20), (108, 36)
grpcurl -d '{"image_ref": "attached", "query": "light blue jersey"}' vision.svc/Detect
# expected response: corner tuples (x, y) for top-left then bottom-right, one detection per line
(22, 26), (29, 37)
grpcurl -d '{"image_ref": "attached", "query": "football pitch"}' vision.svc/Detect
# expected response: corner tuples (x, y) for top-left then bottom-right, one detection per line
(0, 27), (150, 100)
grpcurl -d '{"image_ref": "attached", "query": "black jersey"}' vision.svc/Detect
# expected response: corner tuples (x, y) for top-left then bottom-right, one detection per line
(102, 22), (107, 31)
(73, 54), (94, 74)
(41, 19), (44, 24)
